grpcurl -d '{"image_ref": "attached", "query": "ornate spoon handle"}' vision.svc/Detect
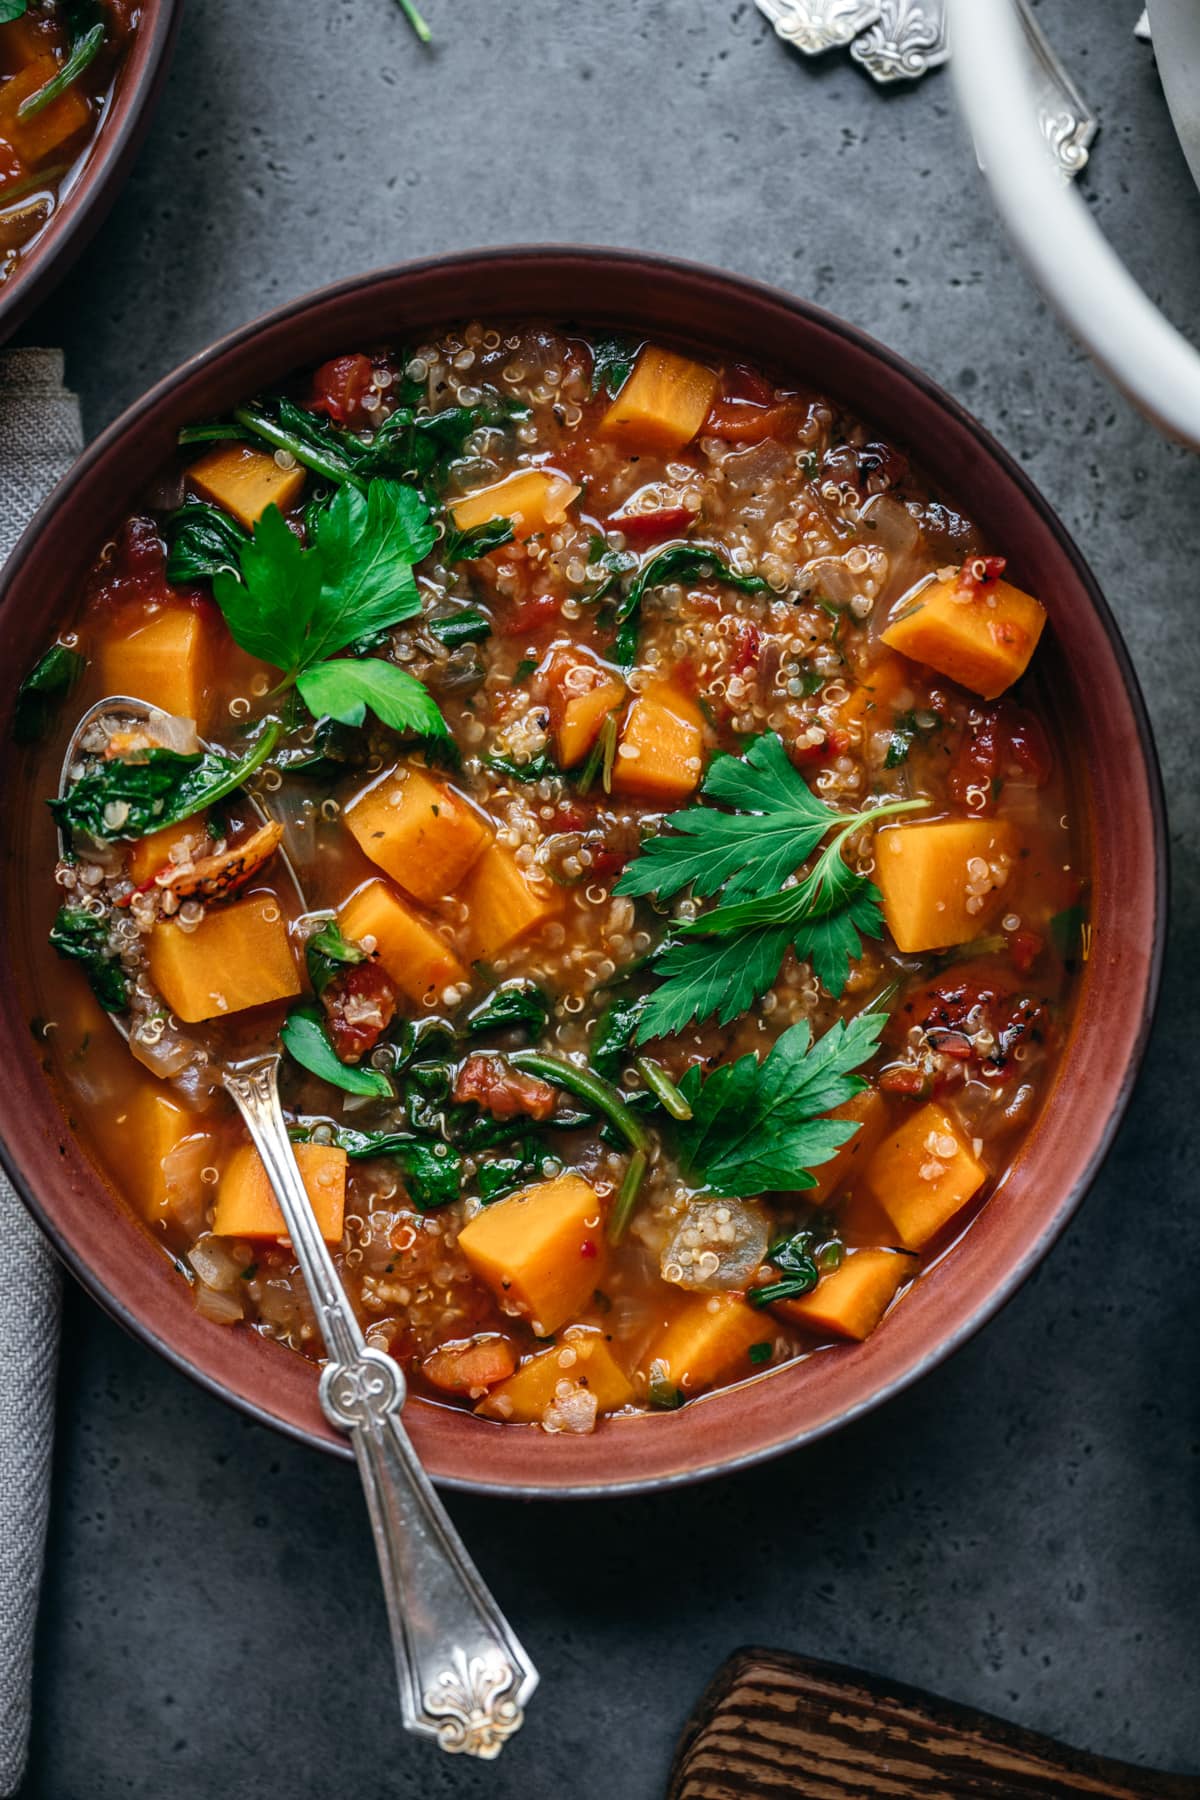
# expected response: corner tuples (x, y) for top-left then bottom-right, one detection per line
(223, 1054), (538, 1758)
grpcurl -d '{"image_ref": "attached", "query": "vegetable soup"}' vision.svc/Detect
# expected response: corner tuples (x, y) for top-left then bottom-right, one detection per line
(0, 0), (137, 286)
(19, 322), (1087, 1434)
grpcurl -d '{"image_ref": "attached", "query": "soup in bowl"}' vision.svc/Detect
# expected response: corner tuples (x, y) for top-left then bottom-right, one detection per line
(0, 252), (1163, 1494)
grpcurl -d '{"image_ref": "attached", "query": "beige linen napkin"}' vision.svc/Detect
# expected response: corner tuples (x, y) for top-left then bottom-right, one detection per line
(0, 347), (82, 1798)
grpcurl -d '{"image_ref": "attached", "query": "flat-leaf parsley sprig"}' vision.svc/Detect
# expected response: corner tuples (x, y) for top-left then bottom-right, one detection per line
(211, 478), (446, 736)
(616, 732), (926, 1037)
(673, 1012), (886, 1197)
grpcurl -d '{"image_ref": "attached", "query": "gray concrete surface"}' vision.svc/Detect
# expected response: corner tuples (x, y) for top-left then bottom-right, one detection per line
(11, 1), (1200, 1793)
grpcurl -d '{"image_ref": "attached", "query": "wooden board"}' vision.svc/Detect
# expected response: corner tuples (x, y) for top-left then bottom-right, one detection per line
(668, 1649), (1198, 1799)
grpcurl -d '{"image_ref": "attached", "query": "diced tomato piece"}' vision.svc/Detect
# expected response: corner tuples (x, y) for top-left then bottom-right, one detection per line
(587, 843), (630, 882)
(307, 354), (375, 426)
(857, 440), (909, 492)
(321, 960), (397, 1064)
(500, 591), (563, 636)
(421, 1336), (517, 1394)
(955, 554), (1008, 599)
(731, 624), (762, 677)
(893, 969), (1048, 1083)
(879, 1065), (930, 1098)
(1008, 928), (1044, 975)
(608, 505), (695, 547)
(720, 364), (776, 407)
(949, 702), (1053, 811)
(453, 1054), (558, 1121)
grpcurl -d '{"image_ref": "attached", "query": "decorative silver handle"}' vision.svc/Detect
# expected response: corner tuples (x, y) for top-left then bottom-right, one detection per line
(223, 1055), (538, 1757)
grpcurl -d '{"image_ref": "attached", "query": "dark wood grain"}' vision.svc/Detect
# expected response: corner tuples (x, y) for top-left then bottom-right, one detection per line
(668, 1650), (1199, 1800)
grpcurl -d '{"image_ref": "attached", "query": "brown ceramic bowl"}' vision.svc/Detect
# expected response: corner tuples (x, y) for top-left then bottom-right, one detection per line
(0, 248), (1166, 1496)
(0, 0), (182, 344)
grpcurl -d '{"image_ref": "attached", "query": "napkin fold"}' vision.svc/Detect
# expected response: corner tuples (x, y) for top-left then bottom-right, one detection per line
(0, 347), (82, 1798)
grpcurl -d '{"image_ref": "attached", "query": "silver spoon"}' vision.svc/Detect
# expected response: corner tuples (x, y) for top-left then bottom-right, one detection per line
(58, 697), (538, 1758)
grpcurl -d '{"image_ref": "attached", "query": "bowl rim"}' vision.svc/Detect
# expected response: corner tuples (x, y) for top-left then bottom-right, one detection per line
(0, 0), (183, 346)
(0, 245), (1169, 1498)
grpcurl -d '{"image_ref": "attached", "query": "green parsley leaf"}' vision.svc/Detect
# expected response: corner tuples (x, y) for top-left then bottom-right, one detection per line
(636, 926), (793, 1042)
(442, 516), (515, 564)
(0, 3), (29, 20)
(618, 734), (927, 1028)
(616, 733), (838, 906)
(296, 657), (447, 736)
(212, 478), (432, 677)
(747, 1341), (774, 1363)
(673, 1012), (884, 1197)
(49, 906), (128, 1012)
(280, 1007), (394, 1098)
(305, 919), (366, 998)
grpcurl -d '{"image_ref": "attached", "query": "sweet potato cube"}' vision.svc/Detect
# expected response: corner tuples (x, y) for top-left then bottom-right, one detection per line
(773, 1248), (918, 1342)
(863, 1102), (986, 1249)
(97, 604), (214, 726)
(450, 469), (580, 541)
(556, 679), (626, 768)
(836, 650), (912, 735)
(875, 818), (1017, 954)
(882, 571), (1046, 700)
(838, 1185), (902, 1249)
(112, 1086), (196, 1219)
(600, 346), (721, 453)
(0, 18), (49, 78)
(648, 1295), (766, 1397)
(0, 55), (91, 164)
(126, 818), (209, 886)
(476, 1330), (634, 1423)
(212, 1142), (346, 1244)
(187, 443), (307, 531)
(805, 1086), (890, 1207)
(344, 764), (491, 907)
(611, 681), (704, 802)
(457, 1173), (605, 1337)
(148, 893), (300, 1023)
(459, 843), (560, 964)
(338, 879), (467, 1007)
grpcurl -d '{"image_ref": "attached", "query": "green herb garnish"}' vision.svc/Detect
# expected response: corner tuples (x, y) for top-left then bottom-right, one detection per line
(210, 481), (445, 736)
(672, 1012), (884, 1198)
(884, 708), (941, 769)
(617, 733), (926, 1034)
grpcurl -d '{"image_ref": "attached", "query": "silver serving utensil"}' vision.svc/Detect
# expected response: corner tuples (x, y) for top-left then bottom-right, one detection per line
(1012, 0), (1097, 177)
(755, 0), (882, 57)
(58, 697), (538, 1758)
